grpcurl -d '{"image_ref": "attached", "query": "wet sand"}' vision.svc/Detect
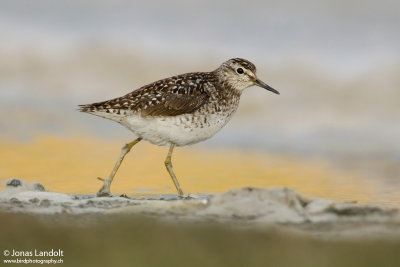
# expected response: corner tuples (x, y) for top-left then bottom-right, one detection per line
(1, 179), (399, 239)
(1, 178), (400, 267)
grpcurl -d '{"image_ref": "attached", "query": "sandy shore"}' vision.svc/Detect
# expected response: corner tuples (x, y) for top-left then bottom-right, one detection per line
(1, 178), (399, 240)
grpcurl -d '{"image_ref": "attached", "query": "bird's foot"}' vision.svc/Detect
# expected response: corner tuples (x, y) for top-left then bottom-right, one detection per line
(96, 177), (112, 197)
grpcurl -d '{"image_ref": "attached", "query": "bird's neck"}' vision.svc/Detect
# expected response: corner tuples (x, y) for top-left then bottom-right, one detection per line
(212, 78), (242, 106)
(211, 70), (241, 96)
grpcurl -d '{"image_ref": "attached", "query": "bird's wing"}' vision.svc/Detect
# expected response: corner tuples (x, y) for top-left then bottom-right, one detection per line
(140, 91), (209, 117)
(78, 72), (213, 118)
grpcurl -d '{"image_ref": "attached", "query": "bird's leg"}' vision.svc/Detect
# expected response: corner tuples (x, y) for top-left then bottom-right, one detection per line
(164, 143), (184, 198)
(97, 137), (142, 197)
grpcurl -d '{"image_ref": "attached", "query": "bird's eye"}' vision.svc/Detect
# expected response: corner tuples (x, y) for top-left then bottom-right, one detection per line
(236, 68), (244, 74)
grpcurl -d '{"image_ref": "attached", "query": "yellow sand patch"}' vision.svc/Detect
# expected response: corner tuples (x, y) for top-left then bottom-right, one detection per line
(0, 135), (389, 204)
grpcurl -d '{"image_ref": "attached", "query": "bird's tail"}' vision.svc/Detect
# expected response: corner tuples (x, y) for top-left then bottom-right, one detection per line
(77, 100), (128, 121)
(77, 100), (109, 113)
(77, 103), (92, 113)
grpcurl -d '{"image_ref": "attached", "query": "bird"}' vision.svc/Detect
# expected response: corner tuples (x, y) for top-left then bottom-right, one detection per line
(79, 58), (279, 197)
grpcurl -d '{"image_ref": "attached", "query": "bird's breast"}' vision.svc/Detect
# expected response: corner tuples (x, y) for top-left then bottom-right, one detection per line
(122, 99), (240, 147)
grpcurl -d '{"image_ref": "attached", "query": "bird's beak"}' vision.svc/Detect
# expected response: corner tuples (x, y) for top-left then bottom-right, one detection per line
(254, 79), (280, 95)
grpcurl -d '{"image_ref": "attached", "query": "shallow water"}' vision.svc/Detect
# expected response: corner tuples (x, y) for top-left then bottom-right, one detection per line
(0, 135), (399, 207)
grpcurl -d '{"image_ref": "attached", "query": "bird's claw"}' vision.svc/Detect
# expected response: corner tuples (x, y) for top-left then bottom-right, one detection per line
(96, 190), (111, 197)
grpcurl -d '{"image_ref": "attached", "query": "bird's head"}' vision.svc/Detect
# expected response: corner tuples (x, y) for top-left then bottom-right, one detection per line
(216, 58), (279, 94)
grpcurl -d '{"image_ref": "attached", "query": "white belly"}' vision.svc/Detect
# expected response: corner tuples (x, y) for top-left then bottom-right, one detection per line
(121, 111), (235, 147)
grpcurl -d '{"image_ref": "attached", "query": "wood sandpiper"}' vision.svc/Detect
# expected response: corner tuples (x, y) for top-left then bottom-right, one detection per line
(79, 58), (279, 197)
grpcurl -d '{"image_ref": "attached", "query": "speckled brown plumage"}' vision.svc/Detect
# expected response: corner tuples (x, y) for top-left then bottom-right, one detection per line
(78, 58), (260, 119)
(79, 72), (216, 118)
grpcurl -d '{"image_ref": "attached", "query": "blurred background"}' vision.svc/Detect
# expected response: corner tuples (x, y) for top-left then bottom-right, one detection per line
(0, 0), (399, 205)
